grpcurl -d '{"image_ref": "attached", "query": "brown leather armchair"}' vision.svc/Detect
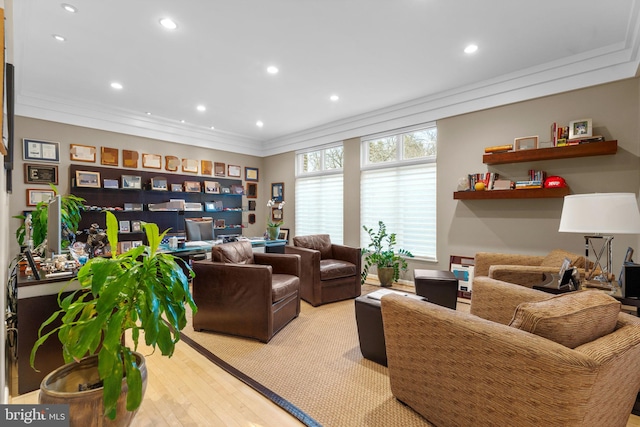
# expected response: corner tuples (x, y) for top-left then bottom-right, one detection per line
(191, 240), (301, 343)
(285, 234), (361, 306)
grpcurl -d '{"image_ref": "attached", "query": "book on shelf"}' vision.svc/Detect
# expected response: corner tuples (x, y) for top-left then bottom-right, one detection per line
(566, 135), (605, 144)
(467, 172), (499, 190)
(515, 180), (543, 189)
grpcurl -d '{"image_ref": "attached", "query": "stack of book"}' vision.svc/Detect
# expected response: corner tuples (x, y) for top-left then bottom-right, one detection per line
(515, 180), (542, 189)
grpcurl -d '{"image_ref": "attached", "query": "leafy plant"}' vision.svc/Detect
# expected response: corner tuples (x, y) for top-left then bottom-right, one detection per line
(361, 221), (414, 284)
(30, 211), (197, 420)
(14, 184), (85, 250)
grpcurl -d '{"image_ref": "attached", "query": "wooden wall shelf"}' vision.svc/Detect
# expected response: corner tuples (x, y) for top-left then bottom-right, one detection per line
(453, 187), (570, 200)
(482, 140), (617, 165)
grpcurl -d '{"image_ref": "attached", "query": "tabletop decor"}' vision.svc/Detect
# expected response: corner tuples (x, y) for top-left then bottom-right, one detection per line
(266, 198), (286, 240)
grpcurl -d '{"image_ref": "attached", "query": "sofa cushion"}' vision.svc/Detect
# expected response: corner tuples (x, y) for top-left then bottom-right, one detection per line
(293, 234), (333, 259)
(540, 248), (589, 269)
(509, 290), (620, 348)
(319, 259), (357, 280)
(271, 274), (299, 302)
(211, 241), (254, 264)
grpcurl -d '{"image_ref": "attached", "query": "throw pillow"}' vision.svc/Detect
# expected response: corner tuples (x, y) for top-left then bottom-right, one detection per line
(540, 248), (590, 269)
(509, 290), (620, 348)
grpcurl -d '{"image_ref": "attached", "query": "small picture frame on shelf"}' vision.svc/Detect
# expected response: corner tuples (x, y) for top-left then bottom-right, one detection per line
(131, 240), (143, 248)
(131, 221), (142, 232)
(119, 220), (131, 233)
(70, 144), (97, 162)
(215, 219), (226, 228)
(76, 170), (101, 188)
(122, 175), (142, 190)
(184, 181), (201, 193)
(171, 183), (183, 192)
(230, 184), (244, 195)
(204, 181), (220, 194)
(514, 136), (538, 151)
(568, 118), (592, 139)
(119, 241), (132, 254)
(278, 228), (289, 242)
(103, 178), (119, 189)
(150, 177), (168, 191)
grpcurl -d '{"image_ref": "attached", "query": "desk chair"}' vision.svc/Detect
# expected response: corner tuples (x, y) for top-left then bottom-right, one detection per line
(185, 218), (215, 241)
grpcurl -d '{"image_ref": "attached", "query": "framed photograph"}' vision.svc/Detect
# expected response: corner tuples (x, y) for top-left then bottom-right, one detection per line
(271, 207), (283, 222)
(568, 118), (593, 139)
(278, 228), (289, 242)
(514, 136), (538, 151)
(246, 182), (257, 198)
(184, 181), (201, 193)
(201, 160), (213, 176)
(214, 162), (226, 177)
(227, 164), (241, 178)
(171, 183), (183, 192)
(165, 155), (180, 172)
(131, 240), (143, 248)
(119, 241), (132, 254)
(245, 167), (259, 182)
(103, 178), (119, 189)
(26, 189), (55, 206)
(204, 180), (220, 194)
(215, 219), (226, 228)
(151, 177), (168, 191)
(75, 170), (101, 188)
(24, 163), (58, 184)
(131, 221), (142, 233)
(122, 175), (142, 190)
(119, 220), (131, 233)
(70, 144), (97, 162)
(142, 153), (162, 169)
(271, 182), (284, 202)
(23, 138), (60, 162)
(123, 150), (139, 168)
(101, 147), (119, 166)
(182, 158), (198, 173)
(231, 184), (244, 195)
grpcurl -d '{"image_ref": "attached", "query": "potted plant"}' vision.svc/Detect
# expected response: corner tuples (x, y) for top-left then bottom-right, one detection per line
(266, 199), (285, 240)
(30, 211), (197, 425)
(362, 221), (414, 287)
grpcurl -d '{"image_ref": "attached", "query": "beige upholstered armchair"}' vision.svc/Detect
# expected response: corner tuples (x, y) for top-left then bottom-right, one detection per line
(381, 276), (640, 427)
(474, 249), (592, 287)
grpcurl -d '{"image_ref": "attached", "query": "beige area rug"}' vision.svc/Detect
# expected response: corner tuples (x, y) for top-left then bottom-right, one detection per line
(180, 285), (437, 427)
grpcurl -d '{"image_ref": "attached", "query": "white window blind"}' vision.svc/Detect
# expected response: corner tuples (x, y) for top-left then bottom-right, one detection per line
(361, 163), (436, 260)
(295, 174), (344, 244)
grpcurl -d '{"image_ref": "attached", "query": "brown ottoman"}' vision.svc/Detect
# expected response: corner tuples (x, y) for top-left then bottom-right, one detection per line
(414, 269), (458, 310)
(355, 289), (426, 366)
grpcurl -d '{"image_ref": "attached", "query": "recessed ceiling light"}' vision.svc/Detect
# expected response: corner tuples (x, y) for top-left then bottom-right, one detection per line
(160, 18), (177, 30)
(330, 94), (340, 102)
(145, 112), (152, 115)
(110, 82), (123, 90)
(52, 34), (66, 42)
(210, 126), (215, 130)
(266, 66), (279, 75)
(256, 121), (264, 128)
(180, 119), (185, 123)
(464, 44), (478, 54)
(196, 105), (206, 112)
(61, 3), (77, 13)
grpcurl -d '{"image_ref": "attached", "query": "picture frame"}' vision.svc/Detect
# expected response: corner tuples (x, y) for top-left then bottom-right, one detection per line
(122, 175), (142, 190)
(24, 163), (58, 184)
(568, 118), (593, 139)
(119, 241), (132, 254)
(214, 162), (226, 177)
(231, 184), (244, 195)
(142, 153), (162, 169)
(131, 240), (143, 248)
(278, 228), (289, 242)
(151, 177), (168, 191)
(248, 213), (256, 224)
(103, 178), (119, 189)
(165, 155), (180, 172)
(23, 138), (60, 162)
(201, 160), (213, 176)
(123, 150), (139, 168)
(182, 158), (198, 173)
(171, 183), (183, 192)
(248, 200), (257, 211)
(514, 136), (538, 151)
(26, 188), (55, 206)
(119, 220), (131, 233)
(101, 147), (119, 166)
(204, 180), (220, 194)
(75, 170), (101, 188)
(246, 182), (257, 198)
(184, 181), (201, 193)
(131, 221), (142, 233)
(70, 144), (97, 162)
(271, 182), (284, 202)
(215, 219), (226, 229)
(245, 167), (259, 182)
(271, 207), (283, 222)
(227, 164), (241, 178)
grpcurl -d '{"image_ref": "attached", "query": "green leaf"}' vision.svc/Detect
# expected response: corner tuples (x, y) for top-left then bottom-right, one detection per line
(105, 211), (119, 259)
(123, 349), (143, 411)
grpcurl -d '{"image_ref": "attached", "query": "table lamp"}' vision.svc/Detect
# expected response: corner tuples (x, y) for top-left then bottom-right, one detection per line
(558, 193), (640, 286)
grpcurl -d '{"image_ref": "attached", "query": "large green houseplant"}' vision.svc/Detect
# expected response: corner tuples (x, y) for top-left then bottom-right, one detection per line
(362, 221), (414, 286)
(31, 211), (197, 421)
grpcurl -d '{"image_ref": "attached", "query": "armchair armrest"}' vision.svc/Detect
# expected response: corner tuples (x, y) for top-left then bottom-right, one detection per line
(474, 252), (545, 277)
(331, 244), (361, 267)
(254, 253), (301, 276)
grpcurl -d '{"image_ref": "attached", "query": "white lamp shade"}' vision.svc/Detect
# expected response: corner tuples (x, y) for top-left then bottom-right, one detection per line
(559, 193), (640, 234)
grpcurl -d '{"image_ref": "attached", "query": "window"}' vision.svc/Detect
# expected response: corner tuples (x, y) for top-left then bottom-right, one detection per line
(361, 126), (437, 260)
(295, 145), (344, 243)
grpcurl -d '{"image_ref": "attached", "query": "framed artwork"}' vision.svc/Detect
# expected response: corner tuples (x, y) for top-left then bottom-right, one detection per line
(142, 153), (162, 169)
(245, 167), (259, 182)
(24, 163), (58, 184)
(165, 155), (180, 172)
(214, 162), (226, 177)
(26, 188), (55, 206)
(70, 144), (97, 162)
(103, 178), (119, 189)
(75, 170), (101, 188)
(227, 164), (241, 178)
(182, 158), (198, 173)
(271, 207), (283, 222)
(248, 213), (256, 224)
(231, 184), (244, 195)
(248, 200), (257, 211)
(131, 240), (143, 248)
(278, 228), (289, 242)
(204, 181), (220, 194)
(246, 182), (257, 198)
(23, 138), (60, 162)
(151, 177), (168, 191)
(171, 183), (183, 192)
(215, 219), (226, 229)
(568, 118), (593, 139)
(201, 160), (213, 176)
(271, 182), (284, 202)
(119, 220), (131, 233)
(123, 150), (139, 168)
(184, 181), (201, 193)
(514, 136), (538, 151)
(101, 147), (119, 166)
(122, 175), (142, 190)
(119, 241), (132, 253)
(131, 221), (142, 232)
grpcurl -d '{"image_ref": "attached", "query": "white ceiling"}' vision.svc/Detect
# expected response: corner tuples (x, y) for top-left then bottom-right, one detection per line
(11, 0), (640, 156)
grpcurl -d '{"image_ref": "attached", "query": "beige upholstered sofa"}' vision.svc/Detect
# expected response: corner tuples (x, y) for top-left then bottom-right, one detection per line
(381, 276), (640, 427)
(474, 249), (593, 287)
